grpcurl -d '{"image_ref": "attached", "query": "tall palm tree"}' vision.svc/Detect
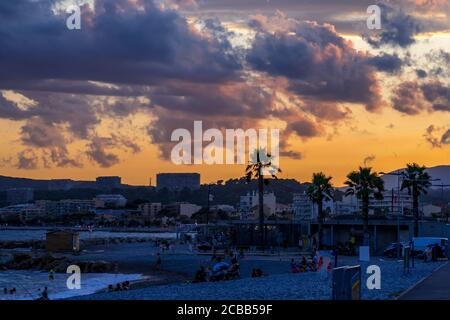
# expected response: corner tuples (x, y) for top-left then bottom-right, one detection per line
(306, 172), (334, 250)
(345, 167), (384, 246)
(245, 148), (281, 246)
(401, 163), (431, 237)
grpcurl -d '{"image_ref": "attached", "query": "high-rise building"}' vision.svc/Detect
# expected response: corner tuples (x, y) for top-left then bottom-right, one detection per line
(239, 191), (276, 220)
(96, 176), (122, 190)
(292, 192), (313, 220)
(156, 173), (200, 191)
(6, 188), (34, 205)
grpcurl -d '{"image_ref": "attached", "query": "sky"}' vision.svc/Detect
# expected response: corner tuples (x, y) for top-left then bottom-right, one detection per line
(0, 0), (449, 186)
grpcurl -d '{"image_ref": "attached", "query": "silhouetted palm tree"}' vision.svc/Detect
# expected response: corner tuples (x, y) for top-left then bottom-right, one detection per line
(401, 163), (431, 237)
(306, 172), (334, 250)
(245, 148), (281, 246)
(345, 167), (384, 245)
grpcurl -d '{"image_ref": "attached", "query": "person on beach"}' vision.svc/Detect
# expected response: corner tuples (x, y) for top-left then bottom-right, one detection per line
(301, 256), (308, 270)
(49, 269), (55, 280)
(193, 266), (207, 283)
(226, 258), (240, 280)
(251, 268), (265, 277)
(155, 253), (162, 270)
(211, 257), (229, 281)
(3, 288), (7, 294)
(290, 259), (300, 273)
(108, 285), (114, 292)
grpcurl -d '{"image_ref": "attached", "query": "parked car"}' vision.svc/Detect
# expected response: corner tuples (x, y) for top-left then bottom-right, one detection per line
(411, 237), (448, 256)
(383, 242), (404, 258)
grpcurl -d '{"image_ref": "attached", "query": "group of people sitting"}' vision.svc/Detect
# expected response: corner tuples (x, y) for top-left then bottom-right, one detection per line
(290, 255), (320, 273)
(107, 281), (131, 292)
(194, 256), (241, 283)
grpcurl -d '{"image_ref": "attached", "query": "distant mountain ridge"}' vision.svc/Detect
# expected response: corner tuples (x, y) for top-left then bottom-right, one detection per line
(0, 175), (98, 191)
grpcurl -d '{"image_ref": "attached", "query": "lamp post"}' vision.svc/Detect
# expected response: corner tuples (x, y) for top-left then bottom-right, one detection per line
(430, 183), (450, 221)
(380, 171), (402, 258)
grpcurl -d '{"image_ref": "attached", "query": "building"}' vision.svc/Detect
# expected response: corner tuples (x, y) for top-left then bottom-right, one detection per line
(35, 199), (95, 216)
(339, 190), (413, 216)
(292, 192), (313, 220)
(239, 191), (276, 220)
(96, 176), (122, 190)
(6, 188), (34, 205)
(422, 204), (442, 218)
(163, 202), (202, 218)
(0, 204), (44, 220)
(94, 194), (127, 208)
(156, 173), (200, 191)
(46, 231), (80, 252)
(139, 203), (162, 219)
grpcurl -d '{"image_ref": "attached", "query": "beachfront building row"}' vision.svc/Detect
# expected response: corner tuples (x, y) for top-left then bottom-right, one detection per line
(291, 190), (419, 221)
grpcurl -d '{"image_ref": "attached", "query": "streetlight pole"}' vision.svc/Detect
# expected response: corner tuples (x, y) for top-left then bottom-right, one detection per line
(206, 185), (211, 225)
(380, 171), (402, 258)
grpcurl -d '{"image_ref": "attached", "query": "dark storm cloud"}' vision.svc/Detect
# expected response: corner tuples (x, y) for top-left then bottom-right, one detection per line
(391, 80), (450, 115)
(287, 119), (321, 138)
(86, 136), (121, 168)
(421, 81), (450, 112)
(367, 53), (404, 73)
(247, 20), (384, 111)
(364, 3), (422, 48)
(0, 0), (241, 89)
(391, 81), (427, 115)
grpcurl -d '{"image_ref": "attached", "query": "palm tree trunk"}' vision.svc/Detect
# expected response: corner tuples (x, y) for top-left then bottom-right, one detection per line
(413, 183), (419, 237)
(317, 200), (323, 250)
(258, 172), (264, 247)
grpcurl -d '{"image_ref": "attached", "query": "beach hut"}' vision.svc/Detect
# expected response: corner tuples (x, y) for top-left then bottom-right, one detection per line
(45, 230), (80, 252)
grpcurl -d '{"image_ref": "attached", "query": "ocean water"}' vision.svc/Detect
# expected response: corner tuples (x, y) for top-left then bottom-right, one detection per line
(0, 270), (146, 300)
(0, 230), (177, 241)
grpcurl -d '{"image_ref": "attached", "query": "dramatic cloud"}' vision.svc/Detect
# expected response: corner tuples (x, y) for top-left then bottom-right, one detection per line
(367, 53), (404, 74)
(391, 81), (427, 115)
(0, 0), (241, 89)
(424, 125), (450, 148)
(364, 3), (422, 48)
(421, 81), (450, 112)
(287, 118), (321, 138)
(247, 18), (384, 111)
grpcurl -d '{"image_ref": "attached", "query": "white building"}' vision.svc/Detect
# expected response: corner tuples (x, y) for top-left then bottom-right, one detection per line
(179, 203), (202, 218)
(35, 199), (95, 215)
(239, 191), (276, 220)
(94, 194), (127, 208)
(0, 204), (44, 220)
(139, 203), (162, 219)
(338, 189), (413, 216)
(292, 192), (336, 220)
(292, 192), (313, 220)
(422, 204), (442, 218)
